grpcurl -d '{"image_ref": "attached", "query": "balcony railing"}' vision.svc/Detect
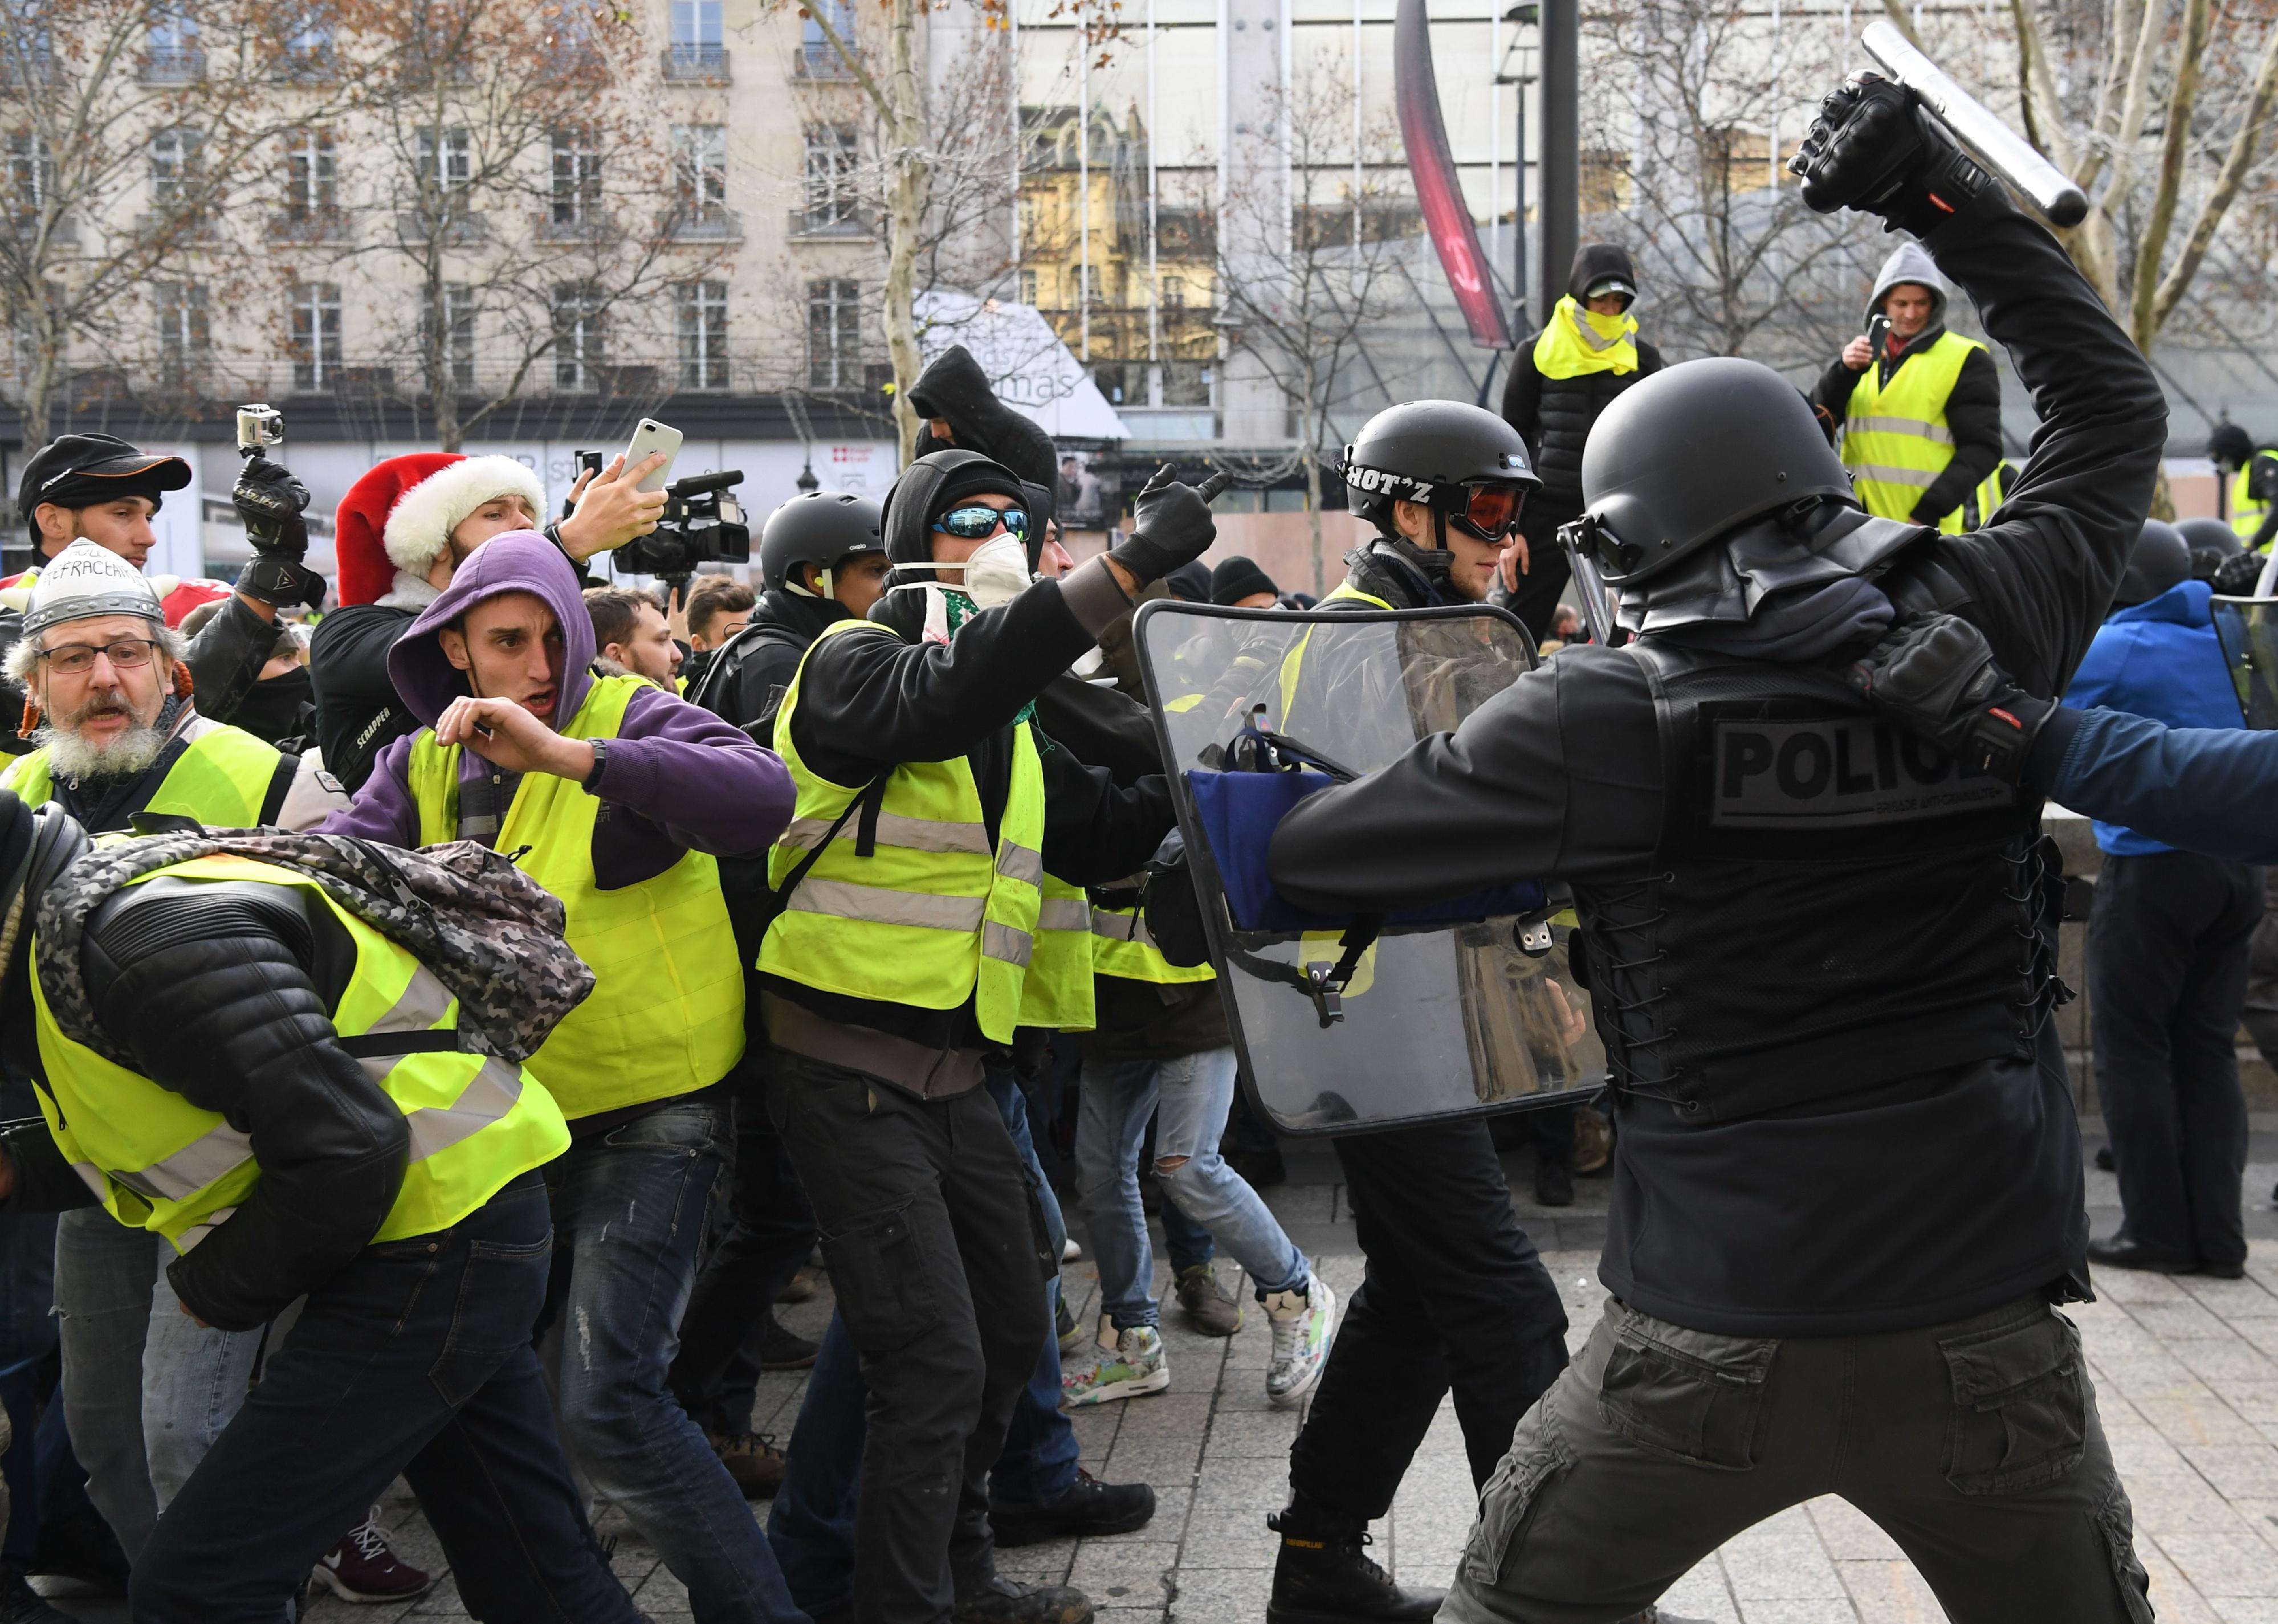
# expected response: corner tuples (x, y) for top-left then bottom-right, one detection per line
(789, 205), (873, 240)
(393, 208), (489, 246)
(141, 47), (205, 83)
(536, 208), (611, 244)
(272, 43), (336, 83)
(793, 42), (859, 80)
(665, 207), (743, 242)
(267, 208), (349, 243)
(662, 44), (731, 83)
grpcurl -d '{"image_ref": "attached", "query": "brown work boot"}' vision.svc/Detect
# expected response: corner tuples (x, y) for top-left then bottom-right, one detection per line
(710, 1430), (788, 1499)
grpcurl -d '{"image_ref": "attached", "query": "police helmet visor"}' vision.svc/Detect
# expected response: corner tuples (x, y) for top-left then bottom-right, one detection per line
(932, 505), (1030, 542)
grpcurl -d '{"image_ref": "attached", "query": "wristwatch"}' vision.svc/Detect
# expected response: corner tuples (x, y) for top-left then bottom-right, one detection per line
(582, 737), (608, 792)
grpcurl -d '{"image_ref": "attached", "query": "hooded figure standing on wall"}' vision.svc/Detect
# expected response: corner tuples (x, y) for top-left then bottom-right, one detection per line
(1496, 245), (1666, 642)
(1813, 241), (2006, 534)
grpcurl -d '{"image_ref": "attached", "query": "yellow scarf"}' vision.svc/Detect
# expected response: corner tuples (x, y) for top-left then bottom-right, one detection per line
(1533, 295), (1639, 380)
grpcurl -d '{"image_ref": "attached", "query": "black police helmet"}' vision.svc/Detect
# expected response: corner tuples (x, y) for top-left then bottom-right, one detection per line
(1338, 401), (1538, 537)
(1580, 358), (1858, 587)
(2178, 516), (2243, 581)
(2113, 519), (2191, 608)
(760, 490), (885, 594)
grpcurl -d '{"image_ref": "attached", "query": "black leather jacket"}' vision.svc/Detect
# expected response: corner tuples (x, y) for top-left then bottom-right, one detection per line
(2, 876), (413, 1333)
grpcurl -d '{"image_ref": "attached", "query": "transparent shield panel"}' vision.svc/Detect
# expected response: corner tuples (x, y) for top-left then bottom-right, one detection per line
(2212, 597), (2278, 729)
(1134, 601), (1604, 1135)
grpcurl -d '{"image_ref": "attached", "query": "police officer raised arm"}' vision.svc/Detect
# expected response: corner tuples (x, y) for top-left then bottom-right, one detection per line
(1268, 74), (2166, 1623)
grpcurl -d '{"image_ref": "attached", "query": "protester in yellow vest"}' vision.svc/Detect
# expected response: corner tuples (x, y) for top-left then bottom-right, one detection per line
(1814, 242), (2005, 533)
(317, 529), (809, 1623)
(1496, 244), (1665, 640)
(0, 793), (643, 1624)
(2210, 421), (2278, 553)
(757, 447), (1221, 1624)
(585, 584), (685, 689)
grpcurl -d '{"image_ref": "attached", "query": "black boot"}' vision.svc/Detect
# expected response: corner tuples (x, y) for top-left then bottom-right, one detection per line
(1266, 1509), (1443, 1624)
(0, 1566), (71, 1624)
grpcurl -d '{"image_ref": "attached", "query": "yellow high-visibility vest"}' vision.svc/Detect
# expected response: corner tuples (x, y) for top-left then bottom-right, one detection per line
(406, 673), (744, 1118)
(1842, 330), (1985, 533)
(2233, 459), (2275, 548)
(1018, 871), (1097, 1031)
(1533, 295), (1640, 380)
(31, 853), (569, 1251)
(759, 619), (1045, 1046)
(1090, 903), (1216, 986)
(3, 723), (283, 827)
(1276, 582), (1393, 727)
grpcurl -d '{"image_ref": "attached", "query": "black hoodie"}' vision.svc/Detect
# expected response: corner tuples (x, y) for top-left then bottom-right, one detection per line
(908, 345), (1059, 490)
(1498, 244), (1666, 509)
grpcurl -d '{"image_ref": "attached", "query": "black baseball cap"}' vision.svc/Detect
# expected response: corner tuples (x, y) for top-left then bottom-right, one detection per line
(17, 434), (191, 540)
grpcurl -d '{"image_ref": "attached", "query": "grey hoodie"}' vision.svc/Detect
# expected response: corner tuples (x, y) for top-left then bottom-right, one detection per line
(1865, 240), (1949, 328)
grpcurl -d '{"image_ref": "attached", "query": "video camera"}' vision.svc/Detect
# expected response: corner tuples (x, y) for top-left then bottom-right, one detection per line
(612, 468), (751, 582)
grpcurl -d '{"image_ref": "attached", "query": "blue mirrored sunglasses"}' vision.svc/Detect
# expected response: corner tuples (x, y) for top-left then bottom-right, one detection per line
(932, 505), (1030, 541)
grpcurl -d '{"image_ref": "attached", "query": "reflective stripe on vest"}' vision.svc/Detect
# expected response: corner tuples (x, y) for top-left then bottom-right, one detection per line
(2, 723), (284, 826)
(759, 619), (1047, 1044)
(2235, 463), (2272, 547)
(1017, 874), (1098, 1031)
(1532, 295), (1640, 379)
(30, 852), (569, 1249)
(406, 672), (744, 1118)
(1277, 582), (1393, 725)
(1090, 904), (1216, 986)
(1841, 331), (1982, 534)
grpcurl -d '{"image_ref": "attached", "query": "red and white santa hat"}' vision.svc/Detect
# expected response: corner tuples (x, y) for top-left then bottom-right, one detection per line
(332, 452), (548, 606)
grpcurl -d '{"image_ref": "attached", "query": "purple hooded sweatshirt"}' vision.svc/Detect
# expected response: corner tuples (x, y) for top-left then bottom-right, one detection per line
(317, 531), (792, 887)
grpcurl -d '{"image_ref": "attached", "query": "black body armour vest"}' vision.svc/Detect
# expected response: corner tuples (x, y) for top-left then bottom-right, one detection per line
(1574, 642), (2057, 1123)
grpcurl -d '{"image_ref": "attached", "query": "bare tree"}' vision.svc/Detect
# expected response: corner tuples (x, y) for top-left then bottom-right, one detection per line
(1582, 0), (1875, 370)
(0, 1), (356, 445)
(301, 0), (727, 450)
(1209, 68), (1411, 597)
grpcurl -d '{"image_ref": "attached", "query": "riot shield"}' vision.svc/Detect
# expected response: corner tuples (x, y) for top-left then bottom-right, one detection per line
(2212, 596), (2278, 729)
(1133, 600), (1606, 1136)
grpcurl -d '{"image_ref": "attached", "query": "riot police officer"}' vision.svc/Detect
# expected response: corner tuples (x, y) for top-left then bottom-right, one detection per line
(1266, 76), (2167, 1621)
(1262, 401), (1574, 1624)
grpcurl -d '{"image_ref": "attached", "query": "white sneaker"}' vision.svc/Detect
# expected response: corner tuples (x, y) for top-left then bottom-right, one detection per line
(1061, 1316), (1169, 1406)
(1062, 1236), (1083, 1262)
(1263, 1275), (1337, 1407)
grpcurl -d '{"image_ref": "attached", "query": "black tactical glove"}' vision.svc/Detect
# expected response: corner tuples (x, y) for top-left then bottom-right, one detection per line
(1109, 464), (1233, 585)
(1790, 73), (1990, 237)
(2213, 550), (2268, 597)
(231, 454), (324, 610)
(1846, 613), (2052, 784)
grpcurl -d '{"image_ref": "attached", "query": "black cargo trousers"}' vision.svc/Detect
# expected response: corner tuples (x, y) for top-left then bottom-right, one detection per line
(1442, 1295), (2150, 1624)
(1287, 1116), (1572, 1520)
(767, 1047), (1052, 1624)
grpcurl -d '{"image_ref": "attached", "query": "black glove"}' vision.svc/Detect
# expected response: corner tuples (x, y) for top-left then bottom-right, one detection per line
(1845, 613), (2052, 785)
(2214, 550), (2268, 597)
(1790, 73), (1990, 237)
(1109, 465), (1233, 585)
(233, 455), (310, 557)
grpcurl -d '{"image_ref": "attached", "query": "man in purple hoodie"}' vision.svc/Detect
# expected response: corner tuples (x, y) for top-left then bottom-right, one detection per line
(320, 532), (804, 1624)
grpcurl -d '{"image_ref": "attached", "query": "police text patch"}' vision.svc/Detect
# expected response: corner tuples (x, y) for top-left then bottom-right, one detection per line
(1710, 717), (2011, 828)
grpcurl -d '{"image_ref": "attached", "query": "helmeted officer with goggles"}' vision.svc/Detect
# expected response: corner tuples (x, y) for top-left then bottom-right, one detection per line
(1267, 74), (2169, 1622)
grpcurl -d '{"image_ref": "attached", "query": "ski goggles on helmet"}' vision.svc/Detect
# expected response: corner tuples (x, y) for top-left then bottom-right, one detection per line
(932, 505), (1030, 541)
(1445, 482), (1527, 542)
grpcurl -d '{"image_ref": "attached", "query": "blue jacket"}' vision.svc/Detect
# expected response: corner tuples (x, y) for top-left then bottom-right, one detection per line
(2033, 705), (2278, 863)
(2061, 580), (2243, 854)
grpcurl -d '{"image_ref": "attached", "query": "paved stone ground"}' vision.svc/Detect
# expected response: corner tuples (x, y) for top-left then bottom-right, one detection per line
(36, 1128), (2278, 1622)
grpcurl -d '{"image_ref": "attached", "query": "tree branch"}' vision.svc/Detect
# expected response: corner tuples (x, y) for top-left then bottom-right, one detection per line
(2131, 0), (2212, 348)
(2147, 17), (2278, 339)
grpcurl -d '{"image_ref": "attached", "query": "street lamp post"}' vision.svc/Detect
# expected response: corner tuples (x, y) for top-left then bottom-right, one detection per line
(1495, 4), (1539, 338)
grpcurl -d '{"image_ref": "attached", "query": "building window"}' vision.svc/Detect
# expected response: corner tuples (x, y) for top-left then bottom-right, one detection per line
(551, 127), (602, 227)
(553, 283), (604, 389)
(801, 125), (856, 227)
(416, 128), (471, 196)
(146, 7), (201, 80)
(800, 0), (854, 72)
(1160, 274), (1185, 308)
(290, 281), (341, 390)
(421, 284), (476, 390)
(678, 281), (728, 390)
(283, 127), (334, 219)
(807, 278), (861, 389)
(150, 127), (202, 217)
(7, 132), (51, 218)
(671, 124), (726, 223)
(670, 0), (721, 48)
(1017, 268), (1038, 305)
(154, 281), (208, 382)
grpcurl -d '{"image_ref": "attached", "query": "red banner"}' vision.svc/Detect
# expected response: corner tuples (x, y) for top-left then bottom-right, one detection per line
(1395, 0), (1511, 349)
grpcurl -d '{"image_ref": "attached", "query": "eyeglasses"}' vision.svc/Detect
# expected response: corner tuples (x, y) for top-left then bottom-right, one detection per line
(1452, 484), (1526, 541)
(38, 638), (161, 676)
(932, 506), (1030, 541)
